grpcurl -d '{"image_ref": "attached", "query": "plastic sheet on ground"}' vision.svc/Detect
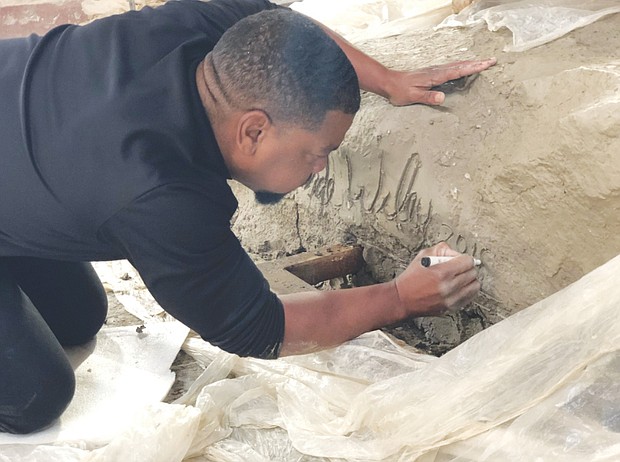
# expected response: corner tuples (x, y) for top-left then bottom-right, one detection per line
(0, 322), (190, 461)
(437, 0), (620, 52)
(4, 254), (620, 461)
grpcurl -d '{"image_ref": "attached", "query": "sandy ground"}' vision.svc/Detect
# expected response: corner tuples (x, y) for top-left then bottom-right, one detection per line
(231, 12), (620, 352)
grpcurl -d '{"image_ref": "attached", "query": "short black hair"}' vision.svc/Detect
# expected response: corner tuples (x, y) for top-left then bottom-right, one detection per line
(208, 8), (360, 129)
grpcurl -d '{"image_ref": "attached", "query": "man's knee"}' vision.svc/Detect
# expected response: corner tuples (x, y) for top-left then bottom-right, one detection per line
(58, 288), (108, 346)
(0, 260), (79, 434)
(0, 361), (76, 434)
(4, 258), (109, 346)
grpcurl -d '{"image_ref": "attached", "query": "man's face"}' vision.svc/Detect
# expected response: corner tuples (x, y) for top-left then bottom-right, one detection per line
(251, 110), (354, 204)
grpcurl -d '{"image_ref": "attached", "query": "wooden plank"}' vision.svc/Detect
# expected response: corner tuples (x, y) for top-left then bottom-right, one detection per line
(256, 261), (317, 295)
(284, 244), (364, 286)
(258, 244), (365, 293)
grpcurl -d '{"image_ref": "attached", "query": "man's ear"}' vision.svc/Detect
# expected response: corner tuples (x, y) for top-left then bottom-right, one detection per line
(236, 110), (271, 157)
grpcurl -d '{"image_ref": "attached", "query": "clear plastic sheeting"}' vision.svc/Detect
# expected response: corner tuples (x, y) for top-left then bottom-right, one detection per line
(4, 255), (620, 461)
(175, 254), (620, 461)
(438, 0), (620, 52)
(0, 403), (201, 462)
(419, 353), (620, 461)
(290, 0), (453, 42)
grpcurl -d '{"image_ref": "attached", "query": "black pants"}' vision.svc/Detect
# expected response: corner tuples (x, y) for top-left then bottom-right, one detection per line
(0, 257), (108, 434)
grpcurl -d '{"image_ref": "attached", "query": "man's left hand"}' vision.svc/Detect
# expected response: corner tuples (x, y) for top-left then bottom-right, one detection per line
(384, 58), (497, 106)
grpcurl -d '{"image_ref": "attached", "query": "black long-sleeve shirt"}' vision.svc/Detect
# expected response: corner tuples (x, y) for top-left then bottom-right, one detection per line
(0, 0), (284, 358)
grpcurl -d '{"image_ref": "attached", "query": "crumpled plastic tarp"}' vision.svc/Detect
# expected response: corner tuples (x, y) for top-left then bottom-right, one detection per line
(290, 0), (453, 42)
(437, 0), (620, 52)
(3, 254), (620, 461)
(173, 254), (620, 461)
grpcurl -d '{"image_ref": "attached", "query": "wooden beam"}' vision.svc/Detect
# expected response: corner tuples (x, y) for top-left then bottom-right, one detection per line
(258, 244), (365, 294)
(284, 244), (364, 285)
(256, 264), (317, 295)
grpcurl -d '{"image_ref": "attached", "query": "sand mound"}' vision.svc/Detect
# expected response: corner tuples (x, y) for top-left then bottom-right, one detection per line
(233, 12), (620, 349)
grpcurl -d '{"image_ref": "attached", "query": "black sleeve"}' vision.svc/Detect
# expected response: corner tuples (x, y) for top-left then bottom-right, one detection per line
(98, 183), (284, 359)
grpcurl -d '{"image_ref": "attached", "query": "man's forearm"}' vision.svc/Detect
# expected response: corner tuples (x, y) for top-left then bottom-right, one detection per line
(311, 20), (392, 98)
(279, 281), (404, 356)
(278, 244), (482, 357)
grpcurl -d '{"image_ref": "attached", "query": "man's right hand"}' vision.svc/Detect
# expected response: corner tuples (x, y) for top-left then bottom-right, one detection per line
(280, 242), (481, 357)
(392, 242), (481, 318)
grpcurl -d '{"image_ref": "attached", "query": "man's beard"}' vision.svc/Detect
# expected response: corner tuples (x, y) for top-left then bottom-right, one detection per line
(254, 190), (286, 205)
(254, 176), (314, 205)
